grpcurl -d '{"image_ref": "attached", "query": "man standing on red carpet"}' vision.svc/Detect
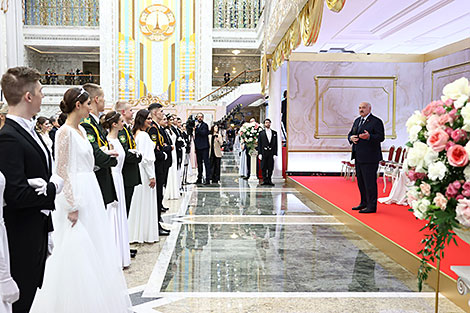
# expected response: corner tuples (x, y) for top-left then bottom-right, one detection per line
(348, 102), (384, 214)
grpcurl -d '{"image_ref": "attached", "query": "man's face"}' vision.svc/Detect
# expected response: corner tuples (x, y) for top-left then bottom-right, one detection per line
(177, 119), (182, 128)
(122, 106), (133, 121)
(96, 91), (105, 112)
(359, 102), (371, 117)
(197, 114), (203, 122)
(264, 120), (271, 129)
(159, 116), (168, 127)
(28, 81), (44, 116)
(156, 107), (164, 121)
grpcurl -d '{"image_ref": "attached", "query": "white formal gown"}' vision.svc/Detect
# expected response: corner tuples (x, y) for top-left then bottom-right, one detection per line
(128, 131), (159, 243)
(30, 125), (131, 313)
(164, 129), (180, 200)
(106, 137), (131, 268)
(0, 172), (13, 313)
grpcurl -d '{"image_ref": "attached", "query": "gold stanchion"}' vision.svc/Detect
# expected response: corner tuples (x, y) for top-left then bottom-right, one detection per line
(435, 253), (442, 313)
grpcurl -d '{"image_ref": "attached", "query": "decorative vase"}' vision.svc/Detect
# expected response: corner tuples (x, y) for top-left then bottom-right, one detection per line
(248, 149), (258, 186)
(454, 227), (470, 245)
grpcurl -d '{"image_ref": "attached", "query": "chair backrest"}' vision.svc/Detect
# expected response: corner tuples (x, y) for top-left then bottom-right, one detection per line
(394, 146), (403, 163)
(400, 147), (408, 164)
(388, 145), (395, 161)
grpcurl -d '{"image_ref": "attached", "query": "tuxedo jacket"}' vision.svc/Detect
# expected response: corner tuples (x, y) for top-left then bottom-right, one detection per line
(347, 114), (384, 164)
(0, 118), (57, 288)
(148, 121), (172, 175)
(194, 121), (209, 150)
(257, 129), (278, 157)
(81, 114), (118, 205)
(118, 124), (142, 188)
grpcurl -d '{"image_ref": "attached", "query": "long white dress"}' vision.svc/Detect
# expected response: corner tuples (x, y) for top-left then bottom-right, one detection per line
(164, 129), (180, 200)
(30, 125), (131, 313)
(0, 172), (13, 313)
(128, 131), (159, 243)
(106, 137), (131, 268)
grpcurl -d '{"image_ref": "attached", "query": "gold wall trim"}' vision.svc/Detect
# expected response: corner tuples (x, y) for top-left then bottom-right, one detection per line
(424, 38), (470, 62)
(431, 61), (470, 100)
(290, 52), (424, 63)
(314, 75), (397, 139)
(287, 177), (470, 311)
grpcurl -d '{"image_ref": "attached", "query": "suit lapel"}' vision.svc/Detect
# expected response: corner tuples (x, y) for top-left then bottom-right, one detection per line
(90, 115), (107, 144)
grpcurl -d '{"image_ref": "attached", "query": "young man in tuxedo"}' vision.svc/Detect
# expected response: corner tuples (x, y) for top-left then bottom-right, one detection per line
(0, 66), (64, 313)
(115, 100), (142, 257)
(147, 102), (171, 236)
(81, 83), (118, 207)
(172, 116), (184, 171)
(258, 118), (278, 186)
(348, 102), (385, 214)
(194, 113), (211, 185)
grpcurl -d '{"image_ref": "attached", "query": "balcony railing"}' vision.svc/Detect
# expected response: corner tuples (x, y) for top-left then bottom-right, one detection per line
(24, 0), (99, 26)
(199, 69), (260, 102)
(40, 73), (100, 85)
(213, 0), (263, 29)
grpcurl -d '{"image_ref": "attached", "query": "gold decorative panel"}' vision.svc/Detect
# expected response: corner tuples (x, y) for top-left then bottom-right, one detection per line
(314, 76), (397, 139)
(431, 61), (470, 101)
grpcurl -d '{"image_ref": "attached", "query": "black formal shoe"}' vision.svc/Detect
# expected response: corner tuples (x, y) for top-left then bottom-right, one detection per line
(195, 179), (202, 184)
(130, 251), (137, 259)
(243, 176), (249, 180)
(352, 205), (366, 211)
(161, 207), (169, 212)
(130, 249), (137, 255)
(204, 181), (211, 185)
(359, 207), (377, 214)
(159, 228), (170, 236)
(267, 182), (275, 186)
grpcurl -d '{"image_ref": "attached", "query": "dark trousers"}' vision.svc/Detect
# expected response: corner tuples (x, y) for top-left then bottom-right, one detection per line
(124, 185), (135, 216)
(261, 153), (274, 183)
(196, 148), (211, 182)
(246, 149), (251, 177)
(210, 156), (221, 182)
(355, 162), (379, 210)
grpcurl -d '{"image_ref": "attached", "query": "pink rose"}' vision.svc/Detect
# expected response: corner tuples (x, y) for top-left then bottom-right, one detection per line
(456, 198), (470, 227)
(446, 183), (459, 198)
(434, 106), (446, 115)
(453, 180), (462, 189)
(449, 109), (458, 120)
(445, 141), (456, 151)
(462, 189), (470, 197)
(451, 129), (467, 142)
(426, 115), (441, 132)
(463, 181), (470, 191)
(447, 144), (469, 167)
(422, 102), (436, 116)
(419, 182), (431, 196)
(433, 192), (448, 211)
(438, 114), (452, 126)
(445, 127), (453, 136)
(427, 129), (449, 152)
(456, 195), (464, 200)
(445, 99), (454, 107)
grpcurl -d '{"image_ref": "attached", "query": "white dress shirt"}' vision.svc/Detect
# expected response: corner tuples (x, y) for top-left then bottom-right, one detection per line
(265, 128), (272, 143)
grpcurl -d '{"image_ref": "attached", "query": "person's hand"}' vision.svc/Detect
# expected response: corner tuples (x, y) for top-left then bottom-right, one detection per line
(171, 146), (175, 151)
(258, 155), (262, 160)
(27, 178), (48, 196)
(50, 174), (64, 194)
(68, 210), (78, 227)
(128, 149), (141, 157)
(359, 130), (370, 140)
(350, 135), (359, 144)
(106, 149), (119, 157)
(0, 278), (20, 303)
(149, 178), (156, 189)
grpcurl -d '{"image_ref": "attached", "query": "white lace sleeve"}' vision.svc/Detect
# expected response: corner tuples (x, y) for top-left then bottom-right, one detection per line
(139, 133), (155, 180)
(55, 127), (77, 212)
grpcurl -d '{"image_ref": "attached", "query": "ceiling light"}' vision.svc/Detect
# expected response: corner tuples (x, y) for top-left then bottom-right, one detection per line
(232, 50), (241, 55)
(232, 67), (236, 74)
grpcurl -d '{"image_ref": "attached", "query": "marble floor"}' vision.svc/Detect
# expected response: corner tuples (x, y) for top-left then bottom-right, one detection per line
(125, 152), (465, 313)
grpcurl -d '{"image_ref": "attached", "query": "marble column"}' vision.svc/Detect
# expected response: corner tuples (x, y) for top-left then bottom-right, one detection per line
(267, 65), (285, 183)
(1, 0), (23, 73)
(0, 9), (7, 77)
(197, 0), (213, 99)
(99, 0), (117, 104)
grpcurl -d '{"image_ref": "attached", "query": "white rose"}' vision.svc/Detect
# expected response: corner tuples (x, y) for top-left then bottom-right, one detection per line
(412, 198), (430, 220)
(441, 77), (470, 102)
(406, 141), (429, 172)
(406, 111), (426, 132)
(464, 165), (470, 181)
(423, 149), (439, 167)
(454, 94), (469, 109)
(427, 161), (447, 181)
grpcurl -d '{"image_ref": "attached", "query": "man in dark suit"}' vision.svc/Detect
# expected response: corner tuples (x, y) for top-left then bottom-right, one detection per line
(0, 66), (64, 313)
(115, 101), (142, 258)
(258, 118), (278, 186)
(148, 102), (171, 236)
(348, 102), (385, 214)
(172, 115), (184, 171)
(81, 83), (118, 206)
(194, 113), (211, 185)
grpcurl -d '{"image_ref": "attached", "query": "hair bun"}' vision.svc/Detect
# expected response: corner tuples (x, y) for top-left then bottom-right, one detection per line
(59, 99), (70, 114)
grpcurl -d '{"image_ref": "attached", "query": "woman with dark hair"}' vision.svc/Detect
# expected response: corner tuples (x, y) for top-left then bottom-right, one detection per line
(30, 88), (131, 313)
(35, 116), (53, 151)
(164, 114), (180, 199)
(102, 111), (131, 268)
(209, 124), (223, 184)
(128, 109), (159, 243)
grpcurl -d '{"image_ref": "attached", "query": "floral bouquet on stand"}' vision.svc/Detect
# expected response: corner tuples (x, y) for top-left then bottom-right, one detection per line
(239, 121), (262, 151)
(404, 77), (470, 290)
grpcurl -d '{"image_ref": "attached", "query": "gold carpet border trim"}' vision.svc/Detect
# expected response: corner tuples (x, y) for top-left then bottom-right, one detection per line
(286, 177), (470, 311)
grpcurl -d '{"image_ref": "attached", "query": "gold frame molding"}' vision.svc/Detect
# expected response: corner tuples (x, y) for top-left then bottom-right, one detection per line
(314, 75), (397, 139)
(431, 61), (470, 100)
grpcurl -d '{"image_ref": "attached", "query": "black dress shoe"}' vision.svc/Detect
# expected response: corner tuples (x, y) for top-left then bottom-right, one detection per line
(161, 207), (169, 212)
(159, 228), (170, 236)
(204, 181), (211, 185)
(352, 205), (366, 211)
(130, 249), (137, 254)
(359, 207), (377, 213)
(130, 251), (137, 259)
(195, 179), (202, 184)
(267, 182), (275, 186)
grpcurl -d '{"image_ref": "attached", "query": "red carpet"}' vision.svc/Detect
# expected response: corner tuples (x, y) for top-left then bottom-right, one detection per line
(290, 176), (470, 280)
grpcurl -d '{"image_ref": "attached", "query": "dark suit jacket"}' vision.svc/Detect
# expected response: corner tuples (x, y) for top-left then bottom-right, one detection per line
(148, 121), (172, 175)
(347, 114), (385, 163)
(118, 124), (142, 188)
(80, 114), (117, 205)
(257, 129), (278, 157)
(0, 118), (57, 290)
(194, 121), (209, 150)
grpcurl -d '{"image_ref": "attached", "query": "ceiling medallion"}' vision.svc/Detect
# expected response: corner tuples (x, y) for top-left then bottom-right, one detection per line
(139, 4), (176, 42)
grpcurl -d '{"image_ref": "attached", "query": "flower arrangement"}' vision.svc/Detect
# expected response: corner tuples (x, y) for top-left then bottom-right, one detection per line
(239, 121), (262, 151)
(404, 77), (470, 290)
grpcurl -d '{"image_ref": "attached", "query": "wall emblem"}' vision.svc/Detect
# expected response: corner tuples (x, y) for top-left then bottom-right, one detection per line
(139, 4), (176, 41)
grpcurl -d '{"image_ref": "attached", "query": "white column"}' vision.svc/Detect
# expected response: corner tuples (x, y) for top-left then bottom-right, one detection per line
(99, 0), (117, 104)
(197, 0), (213, 99)
(267, 66), (284, 183)
(0, 10), (7, 77)
(3, 0), (24, 69)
